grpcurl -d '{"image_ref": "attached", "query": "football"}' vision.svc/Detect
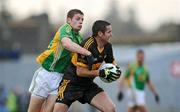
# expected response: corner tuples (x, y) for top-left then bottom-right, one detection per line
(99, 63), (121, 83)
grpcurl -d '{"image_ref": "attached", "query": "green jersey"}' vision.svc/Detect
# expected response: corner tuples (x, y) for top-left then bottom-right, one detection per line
(125, 63), (149, 90)
(36, 23), (83, 73)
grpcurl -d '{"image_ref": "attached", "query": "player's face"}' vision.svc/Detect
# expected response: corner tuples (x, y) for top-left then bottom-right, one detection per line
(101, 25), (112, 43)
(137, 52), (144, 65)
(68, 14), (84, 32)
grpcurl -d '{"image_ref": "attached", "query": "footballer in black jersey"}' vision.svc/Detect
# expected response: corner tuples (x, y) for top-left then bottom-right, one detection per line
(54, 20), (119, 112)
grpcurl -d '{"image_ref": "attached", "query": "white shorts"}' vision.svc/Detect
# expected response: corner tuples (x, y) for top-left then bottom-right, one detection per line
(126, 88), (145, 107)
(29, 67), (63, 98)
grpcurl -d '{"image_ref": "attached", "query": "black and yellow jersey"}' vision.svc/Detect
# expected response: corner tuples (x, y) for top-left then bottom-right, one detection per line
(63, 37), (115, 85)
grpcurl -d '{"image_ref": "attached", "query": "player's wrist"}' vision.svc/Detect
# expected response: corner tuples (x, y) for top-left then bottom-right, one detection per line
(154, 93), (158, 97)
(154, 93), (160, 103)
(93, 70), (99, 77)
(155, 94), (159, 98)
(86, 51), (91, 56)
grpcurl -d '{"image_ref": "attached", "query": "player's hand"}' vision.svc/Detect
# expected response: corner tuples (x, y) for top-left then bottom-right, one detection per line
(117, 91), (124, 101)
(154, 94), (160, 104)
(86, 54), (94, 70)
(99, 67), (120, 82)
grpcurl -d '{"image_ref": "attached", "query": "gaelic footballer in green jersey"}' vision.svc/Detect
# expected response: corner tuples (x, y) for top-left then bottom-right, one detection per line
(28, 9), (93, 112)
(125, 63), (150, 90)
(118, 49), (159, 112)
(37, 23), (83, 73)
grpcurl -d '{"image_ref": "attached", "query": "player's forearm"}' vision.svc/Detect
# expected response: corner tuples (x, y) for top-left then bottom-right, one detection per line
(61, 37), (91, 56)
(118, 76), (125, 90)
(76, 67), (99, 78)
(148, 82), (157, 95)
(70, 42), (91, 55)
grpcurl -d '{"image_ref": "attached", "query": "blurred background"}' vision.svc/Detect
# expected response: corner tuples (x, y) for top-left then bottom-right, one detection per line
(0, 0), (180, 112)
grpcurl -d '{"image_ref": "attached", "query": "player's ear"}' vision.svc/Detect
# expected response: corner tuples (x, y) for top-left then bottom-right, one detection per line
(67, 17), (71, 24)
(98, 31), (103, 37)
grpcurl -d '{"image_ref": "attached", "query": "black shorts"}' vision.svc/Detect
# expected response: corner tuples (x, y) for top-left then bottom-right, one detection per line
(56, 79), (103, 107)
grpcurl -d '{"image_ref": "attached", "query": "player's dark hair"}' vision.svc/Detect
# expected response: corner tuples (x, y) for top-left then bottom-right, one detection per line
(137, 49), (144, 54)
(67, 9), (84, 19)
(92, 20), (111, 37)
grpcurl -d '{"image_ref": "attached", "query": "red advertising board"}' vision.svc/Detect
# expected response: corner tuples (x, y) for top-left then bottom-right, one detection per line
(172, 61), (180, 77)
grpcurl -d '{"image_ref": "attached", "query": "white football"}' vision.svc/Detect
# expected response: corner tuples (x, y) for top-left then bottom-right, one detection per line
(99, 63), (121, 83)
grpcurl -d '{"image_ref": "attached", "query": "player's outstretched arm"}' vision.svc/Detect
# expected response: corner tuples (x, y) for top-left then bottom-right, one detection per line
(61, 37), (91, 56)
(117, 76), (126, 101)
(147, 81), (160, 104)
(61, 37), (94, 69)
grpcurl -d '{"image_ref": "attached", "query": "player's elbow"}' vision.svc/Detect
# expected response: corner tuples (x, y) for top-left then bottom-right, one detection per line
(61, 40), (71, 49)
(61, 38), (71, 49)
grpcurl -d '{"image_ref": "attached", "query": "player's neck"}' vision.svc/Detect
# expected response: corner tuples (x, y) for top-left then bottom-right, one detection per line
(95, 37), (105, 48)
(138, 62), (143, 66)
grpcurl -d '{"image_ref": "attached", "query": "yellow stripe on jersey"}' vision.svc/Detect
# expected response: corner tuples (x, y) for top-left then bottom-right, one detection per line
(126, 66), (135, 87)
(71, 53), (88, 68)
(76, 62), (102, 70)
(84, 37), (93, 49)
(72, 52), (102, 69)
(36, 31), (61, 64)
(92, 63), (102, 70)
(36, 50), (52, 64)
(49, 32), (64, 70)
(71, 53), (78, 65)
(57, 79), (70, 99)
(86, 40), (94, 50)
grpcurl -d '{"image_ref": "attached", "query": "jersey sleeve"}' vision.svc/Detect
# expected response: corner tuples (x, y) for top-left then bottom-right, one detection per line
(104, 43), (115, 63)
(59, 24), (73, 40)
(124, 64), (132, 78)
(146, 71), (150, 83)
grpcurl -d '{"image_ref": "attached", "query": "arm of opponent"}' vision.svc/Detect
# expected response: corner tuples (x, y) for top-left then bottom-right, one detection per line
(61, 37), (91, 56)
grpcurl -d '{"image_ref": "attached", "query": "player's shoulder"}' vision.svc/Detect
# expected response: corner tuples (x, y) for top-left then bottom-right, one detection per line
(105, 42), (112, 46)
(143, 64), (149, 72)
(81, 37), (95, 49)
(59, 23), (72, 33)
(104, 42), (112, 49)
(127, 62), (137, 69)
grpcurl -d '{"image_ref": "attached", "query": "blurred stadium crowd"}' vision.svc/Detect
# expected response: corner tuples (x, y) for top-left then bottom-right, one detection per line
(0, 84), (30, 112)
